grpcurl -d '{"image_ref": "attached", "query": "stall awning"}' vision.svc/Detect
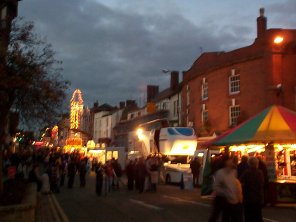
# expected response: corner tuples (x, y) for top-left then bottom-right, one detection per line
(202, 105), (296, 146)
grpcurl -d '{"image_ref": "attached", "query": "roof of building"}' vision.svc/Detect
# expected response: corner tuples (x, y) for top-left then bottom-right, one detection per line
(184, 28), (296, 82)
(152, 85), (181, 103)
(91, 103), (117, 113)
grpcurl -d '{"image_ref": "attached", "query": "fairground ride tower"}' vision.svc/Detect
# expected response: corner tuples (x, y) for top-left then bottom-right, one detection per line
(70, 89), (84, 130)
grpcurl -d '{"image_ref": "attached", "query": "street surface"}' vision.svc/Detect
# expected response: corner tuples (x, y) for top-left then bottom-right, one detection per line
(55, 173), (296, 222)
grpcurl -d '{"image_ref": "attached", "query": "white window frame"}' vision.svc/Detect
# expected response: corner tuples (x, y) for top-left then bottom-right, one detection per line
(201, 104), (208, 124)
(201, 78), (208, 100)
(229, 105), (240, 127)
(229, 69), (240, 95)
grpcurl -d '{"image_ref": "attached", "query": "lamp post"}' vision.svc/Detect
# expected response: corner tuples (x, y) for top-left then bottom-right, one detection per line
(271, 35), (284, 105)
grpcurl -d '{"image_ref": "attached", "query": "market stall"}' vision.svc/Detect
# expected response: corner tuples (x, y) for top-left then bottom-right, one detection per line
(202, 105), (296, 204)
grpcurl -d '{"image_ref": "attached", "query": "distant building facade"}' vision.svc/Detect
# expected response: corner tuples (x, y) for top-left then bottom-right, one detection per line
(93, 103), (117, 144)
(182, 8), (296, 136)
(152, 71), (181, 126)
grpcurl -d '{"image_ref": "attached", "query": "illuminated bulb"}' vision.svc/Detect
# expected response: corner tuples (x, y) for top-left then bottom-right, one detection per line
(136, 128), (145, 140)
(274, 36), (284, 44)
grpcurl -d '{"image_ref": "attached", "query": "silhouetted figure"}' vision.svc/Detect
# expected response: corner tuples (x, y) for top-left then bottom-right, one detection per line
(50, 163), (60, 193)
(126, 160), (135, 191)
(79, 159), (87, 187)
(112, 158), (122, 189)
(28, 164), (42, 192)
(190, 157), (201, 187)
(67, 160), (76, 189)
(136, 158), (147, 193)
(60, 159), (66, 186)
(95, 163), (104, 196)
(240, 157), (264, 222)
(237, 156), (249, 179)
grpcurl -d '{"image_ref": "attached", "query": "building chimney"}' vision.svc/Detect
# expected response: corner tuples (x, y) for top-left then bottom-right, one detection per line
(126, 100), (137, 108)
(119, 101), (125, 109)
(147, 85), (159, 103)
(93, 101), (99, 108)
(170, 71), (179, 90)
(257, 8), (267, 38)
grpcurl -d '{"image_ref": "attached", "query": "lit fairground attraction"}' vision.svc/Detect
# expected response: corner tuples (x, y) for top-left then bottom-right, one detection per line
(200, 105), (296, 204)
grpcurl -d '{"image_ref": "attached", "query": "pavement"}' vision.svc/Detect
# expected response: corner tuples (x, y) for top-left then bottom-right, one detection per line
(36, 173), (296, 222)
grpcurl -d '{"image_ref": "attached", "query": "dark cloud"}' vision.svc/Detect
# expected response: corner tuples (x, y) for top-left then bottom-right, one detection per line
(18, 0), (287, 107)
(267, 0), (296, 28)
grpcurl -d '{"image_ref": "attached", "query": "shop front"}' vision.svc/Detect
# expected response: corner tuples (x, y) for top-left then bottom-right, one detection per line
(227, 143), (296, 203)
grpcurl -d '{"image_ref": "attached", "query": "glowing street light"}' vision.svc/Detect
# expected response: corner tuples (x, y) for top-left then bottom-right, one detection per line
(136, 128), (145, 140)
(274, 36), (284, 44)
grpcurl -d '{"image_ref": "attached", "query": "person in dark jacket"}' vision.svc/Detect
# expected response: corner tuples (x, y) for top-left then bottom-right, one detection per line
(50, 163), (60, 193)
(67, 160), (76, 189)
(237, 156), (249, 179)
(190, 157), (201, 187)
(112, 158), (122, 189)
(95, 163), (104, 196)
(240, 157), (264, 222)
(60, 160), (66, 186)
(136, 157), (147, 193)
(79, 159), (87, 187)
(257, 156), (269, 205)
(28, 164), (42, 192)
(126, 160), (135, 191)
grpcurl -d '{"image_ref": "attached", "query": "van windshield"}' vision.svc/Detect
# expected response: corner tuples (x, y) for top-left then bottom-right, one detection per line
(167, 155), (190, 164)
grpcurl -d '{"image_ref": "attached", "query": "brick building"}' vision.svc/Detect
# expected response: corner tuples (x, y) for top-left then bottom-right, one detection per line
(182, 8), (296, 136)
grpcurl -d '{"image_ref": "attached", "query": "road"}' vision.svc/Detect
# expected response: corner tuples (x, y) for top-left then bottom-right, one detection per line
(55, 173), (296, 222)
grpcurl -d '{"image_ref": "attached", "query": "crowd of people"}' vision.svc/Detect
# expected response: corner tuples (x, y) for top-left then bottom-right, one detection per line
(3, 148), (163, 197)
(3, 148), (270, 222)
(208, 155), (268, 222)
(123, 155), (162, 194)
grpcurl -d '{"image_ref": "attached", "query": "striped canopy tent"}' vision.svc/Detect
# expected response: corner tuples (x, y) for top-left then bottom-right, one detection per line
(203, 105), (296, 146)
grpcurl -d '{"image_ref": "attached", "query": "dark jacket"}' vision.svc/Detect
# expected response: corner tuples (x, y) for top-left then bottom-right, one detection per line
(126, 162), (135, 179)
(258, 160), (269, 188)
(136, 163), (147, 179)
(240, 168), (264, 205)
(237, 162), (249, 179)
(190, 159), (201, 175)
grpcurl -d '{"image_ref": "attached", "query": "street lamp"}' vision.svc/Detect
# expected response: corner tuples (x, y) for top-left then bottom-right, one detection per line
(274, 36), (284, 45)
(271, 35), (284, 105)
(161, 69), (170, 74)
(136, 128), (145, 140)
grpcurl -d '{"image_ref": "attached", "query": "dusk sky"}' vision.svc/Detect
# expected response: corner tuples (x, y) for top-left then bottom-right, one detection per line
(19, 0), (296, 107)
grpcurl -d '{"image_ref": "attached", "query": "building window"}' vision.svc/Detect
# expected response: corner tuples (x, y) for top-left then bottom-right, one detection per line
(201, 105), (208, 124)
(229, 105), (240, 127)
(201, 78), (208, 100)
(229, 69), (240, 94)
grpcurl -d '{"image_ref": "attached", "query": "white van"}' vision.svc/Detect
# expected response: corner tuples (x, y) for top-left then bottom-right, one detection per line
(158, 127), (197, 184)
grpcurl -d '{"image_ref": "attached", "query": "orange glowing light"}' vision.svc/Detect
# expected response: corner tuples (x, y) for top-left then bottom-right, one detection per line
(274, 36), (283, 44)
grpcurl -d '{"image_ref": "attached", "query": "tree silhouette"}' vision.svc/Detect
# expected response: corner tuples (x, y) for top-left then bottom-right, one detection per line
(0, 19), (70, 194)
